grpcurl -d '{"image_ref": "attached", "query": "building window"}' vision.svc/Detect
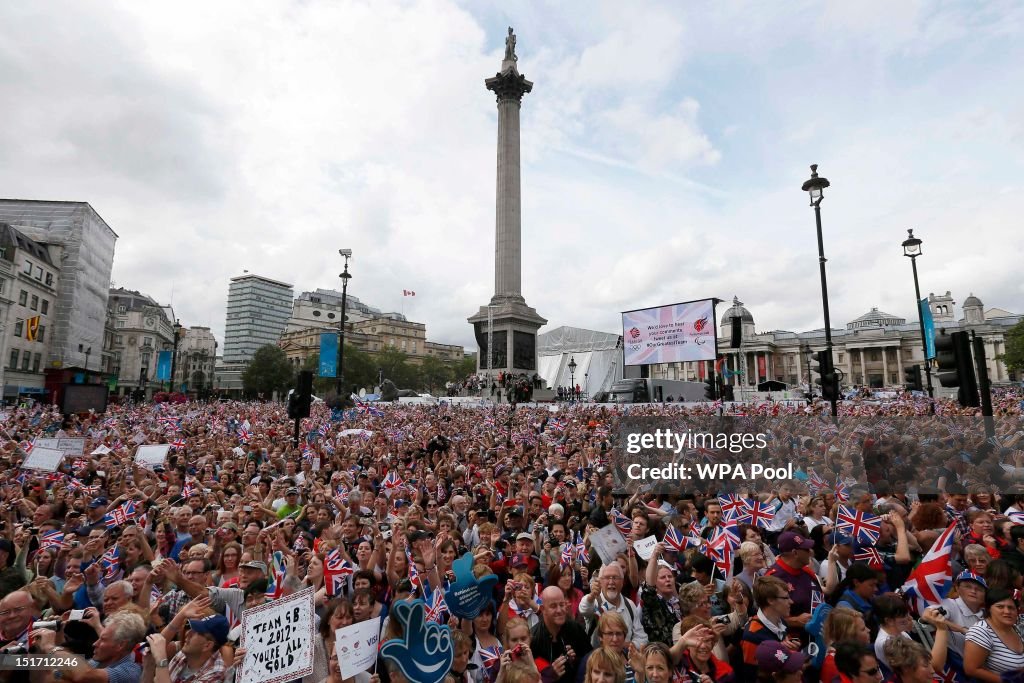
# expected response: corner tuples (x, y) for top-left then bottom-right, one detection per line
(23, 260), (32, 274)
(45, 273), (52, 286)
(838, 353), (844, 364)
(327, 313), (335, 319)
(115, 335), (122, 344)
(143, 337), (152, 347)
(37, 325), (44, 342)
(32, 354), (40, 372)
(312, 310), (321, 317)
(18, 290), (27, 306)
(13, 320), (22, 337)
(9, 349), (18, 369)
(34, 266), (42, 281)
(118, 305), (126, 314)
(30, 295), (38, 311)
(40, 299), (48, 315)
(116, 320), (125, 329)
(21, 353), (30, 371)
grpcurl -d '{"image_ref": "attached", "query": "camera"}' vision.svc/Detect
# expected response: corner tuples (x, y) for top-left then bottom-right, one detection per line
(934, 607), (947, 617)
(713, 615), (731, 625)
(509, 644), (525, 660)
(69, 609), (86, 621)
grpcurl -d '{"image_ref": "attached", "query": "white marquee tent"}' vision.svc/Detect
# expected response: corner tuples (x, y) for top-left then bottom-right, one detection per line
(537, 326), (624, 397)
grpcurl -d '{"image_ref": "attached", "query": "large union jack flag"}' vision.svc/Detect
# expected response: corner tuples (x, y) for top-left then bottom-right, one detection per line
(717, 494), (752, 520)
(853, 546), (885, 570)
(104, 500), (137, 529)
(382, 469), (404, 490)
(610, 509), (632, 536)
(836, 506), (881, 545)
(738, 501), (775, 529)
(900, 522), (956, 615)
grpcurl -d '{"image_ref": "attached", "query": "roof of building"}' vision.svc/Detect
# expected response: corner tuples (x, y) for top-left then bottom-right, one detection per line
(848, 307), (906, 328)
(0, 222), (55, 266)
(721, 296), (754, 324)
(963, 293), (983, 307)
(108, 287), (169, 318)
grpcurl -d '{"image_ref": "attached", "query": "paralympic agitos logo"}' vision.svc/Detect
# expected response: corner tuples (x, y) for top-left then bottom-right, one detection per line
(693, 317), (709, 332)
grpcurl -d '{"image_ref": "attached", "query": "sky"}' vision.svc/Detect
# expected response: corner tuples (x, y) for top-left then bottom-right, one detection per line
(1, 0), (1022, 353)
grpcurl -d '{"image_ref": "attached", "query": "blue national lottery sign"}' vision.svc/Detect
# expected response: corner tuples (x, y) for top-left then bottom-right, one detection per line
(380, 600), (453, 683)
(319, 333), (338, 377)
(443, 553), (499, 619)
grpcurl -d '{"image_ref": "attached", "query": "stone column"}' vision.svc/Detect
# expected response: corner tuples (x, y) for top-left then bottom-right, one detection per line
(882, 347), (889, 386)
(895, 347), (902, 384)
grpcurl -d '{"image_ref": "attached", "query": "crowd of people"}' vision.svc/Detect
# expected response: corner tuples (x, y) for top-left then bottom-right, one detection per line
(0, 388), (1022, 683)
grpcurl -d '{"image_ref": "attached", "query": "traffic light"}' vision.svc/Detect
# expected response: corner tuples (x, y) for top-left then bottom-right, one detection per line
(935, 332), (978, 407)
(812, 350), (839, 401)
(704, 377), (717, 401)
(903, 365), (923, 392)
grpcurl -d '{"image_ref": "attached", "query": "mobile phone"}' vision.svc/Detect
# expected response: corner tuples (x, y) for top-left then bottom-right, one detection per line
(713, 615), (731, 625)
(243, 506), (252, 512)
(69, 609), (85, 621)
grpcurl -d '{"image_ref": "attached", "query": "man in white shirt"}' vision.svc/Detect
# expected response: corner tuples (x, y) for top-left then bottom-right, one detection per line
(939, 571), (986, 657)
(578, 563), (648, 647)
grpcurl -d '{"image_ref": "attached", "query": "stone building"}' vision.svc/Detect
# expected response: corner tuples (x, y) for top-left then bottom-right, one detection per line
(104, 288), (177, 397)
(651, 293), (1021, 390)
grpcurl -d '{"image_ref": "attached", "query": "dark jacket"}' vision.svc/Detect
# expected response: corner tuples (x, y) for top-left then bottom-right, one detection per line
(530, 619), (593, 683)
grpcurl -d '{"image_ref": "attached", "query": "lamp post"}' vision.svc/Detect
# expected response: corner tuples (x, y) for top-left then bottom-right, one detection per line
(337, 250), (352, 399)
(83, 347), (91, 375)
(169, 320), (183, 393)
(801, 164), (838, 417)
(568, 356), (577, 402)
(902, 229), (936, 413)
(584, 372), (588, 401)
(801, 343), (813, 400)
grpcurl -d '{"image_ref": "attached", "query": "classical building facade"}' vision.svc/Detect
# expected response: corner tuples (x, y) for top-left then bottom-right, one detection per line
(104, 288), (177, 397)
(284, 288), (383, 333)
(176, 326), (218, 392)
(651, 293), (1021, 390)
(0, 223), (61, 400)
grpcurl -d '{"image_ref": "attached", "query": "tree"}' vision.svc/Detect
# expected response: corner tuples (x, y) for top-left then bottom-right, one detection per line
(418, 356), (452, 393)
(997, 320), (1024, 374)
(377, 345), (418, 388)
(301, 344), (379, 396)
(454, 356), (477, 379)
(242, 345), (295, 397)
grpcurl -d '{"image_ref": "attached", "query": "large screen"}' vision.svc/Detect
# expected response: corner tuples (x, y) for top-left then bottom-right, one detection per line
(621, 298), (717, 366)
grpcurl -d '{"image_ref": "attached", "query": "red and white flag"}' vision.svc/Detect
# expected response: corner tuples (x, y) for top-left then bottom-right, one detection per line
(403, 290), (416, 296)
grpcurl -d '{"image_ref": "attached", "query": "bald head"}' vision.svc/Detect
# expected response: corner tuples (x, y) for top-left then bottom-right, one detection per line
(540, 586), (568, 630)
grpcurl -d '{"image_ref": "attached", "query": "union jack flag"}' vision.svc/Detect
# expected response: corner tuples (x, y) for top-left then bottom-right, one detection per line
(20, 441), (33, 454)
(479, 645), (502, 671)
(559, 543), (574, 569)
(1007, 511), (1024, 526)
(382, 470), (404, 490)
(71, 458), (90, 470)
(663, 524), (688, 552)
(717, 494), (751, 520)
(181, 479), (197, 498)
(100, 546), (121, 581)
(807, 469), (829, 494)
(711, 519), (741, 551)
(425, 587), (449, 623)
(854, 546), (885, 570)
(406, 547), (422, 595)
(104, 500), (137, 528)
(170, 439), (186, 450)
(594, 425), (610, 438)
(317, 423), (330, 439)
(547, 418), (566, 432)
(900, 522), (956, 615)
(836, 506), (881, 545)
(436, 482), (447, 503)
(40, 530), (64, 550)
(834, 481), (850, 503)
(575, 531), (589, 565)
(237, 427), (251, 443)
(610, 509), (632, 536)
(483, 417), (496, 427)
(158, 416), (181, 429)
(267, 551), (288, 600)
(706, 534), (734, 579)
(738, 501), (776, 529)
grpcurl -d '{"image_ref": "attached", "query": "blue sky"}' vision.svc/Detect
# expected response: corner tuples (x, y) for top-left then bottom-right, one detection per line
(0, 1), (1020, 352)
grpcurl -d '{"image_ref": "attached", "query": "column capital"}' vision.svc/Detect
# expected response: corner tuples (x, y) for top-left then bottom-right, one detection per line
(485, 71), (533, 102)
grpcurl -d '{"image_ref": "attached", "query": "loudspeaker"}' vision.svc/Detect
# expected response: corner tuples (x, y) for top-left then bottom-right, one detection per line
(730, 317), (742, 348)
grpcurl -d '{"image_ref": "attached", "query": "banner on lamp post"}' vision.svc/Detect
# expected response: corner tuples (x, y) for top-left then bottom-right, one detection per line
(319, 333), (339, 378)
(155, 351), (172, 381)
(920, 298), (936, 360)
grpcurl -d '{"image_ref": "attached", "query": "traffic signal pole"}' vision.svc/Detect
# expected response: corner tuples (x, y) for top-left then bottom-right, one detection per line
(971, 331), (995, 438)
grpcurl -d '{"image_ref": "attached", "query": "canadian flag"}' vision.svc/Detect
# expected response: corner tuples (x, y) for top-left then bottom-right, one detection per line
(403, 290), (415, 296)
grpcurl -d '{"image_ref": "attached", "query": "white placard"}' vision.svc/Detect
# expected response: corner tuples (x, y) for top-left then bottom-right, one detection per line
(57, 438), (86, 455)
(339, 429), (373, 438)
(240, 586), (315, 683)
(334, 618), (381, 678)
(33, 438), (61, 450)
(91, 445), (111, 456)
(134, 444), (171, 469)
(22, 447), (65, 472)
(588, 523), (629, 565)
(633, 535), (658, 561)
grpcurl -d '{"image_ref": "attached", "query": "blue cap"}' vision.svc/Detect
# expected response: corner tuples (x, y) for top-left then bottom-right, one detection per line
(955, 570), (987, 588)
(88, 497), (109, 508)
(828, 531), (854, 546)
(187, 614), (229, 646)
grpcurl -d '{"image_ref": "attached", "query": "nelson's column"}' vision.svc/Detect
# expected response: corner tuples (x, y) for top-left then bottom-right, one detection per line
(468, 27), (547, 377)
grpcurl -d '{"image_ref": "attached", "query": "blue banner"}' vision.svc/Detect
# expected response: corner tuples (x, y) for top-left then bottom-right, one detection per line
(319, 333), (338, 377)
(920, 298), (936, 360)
(156, 350), (172, 381)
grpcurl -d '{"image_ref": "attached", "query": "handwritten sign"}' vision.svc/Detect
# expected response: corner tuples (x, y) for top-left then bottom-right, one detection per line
(134, 444), (171, 469)
(240, 586), (315, 683)
(335, 618), (381, 678)
(633, 535), (658, 561)
(588, 524), (629, 565)
(22, 447), (64, 472)
(57, 438), (86, 455)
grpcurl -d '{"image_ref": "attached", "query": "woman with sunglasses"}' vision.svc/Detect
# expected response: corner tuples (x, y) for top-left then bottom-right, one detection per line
(964, 587), (1024, 682)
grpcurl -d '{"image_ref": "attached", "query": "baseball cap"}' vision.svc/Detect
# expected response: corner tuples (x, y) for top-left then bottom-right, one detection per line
(955, 570), (987, 588)
(506, 506), (524, 517)
(511, 553), (530, 569)
(778, 532), (814, 552)
(188, 614), (229, 646)
(408, 530), (433, 542)
(88, 497), (109, 508)
(239, 560), (267, 574)
(286, 487), (299, 495)
(827, 531), (853, 546)
(755, 641), (806, 674)
(515, 532), (535, 543)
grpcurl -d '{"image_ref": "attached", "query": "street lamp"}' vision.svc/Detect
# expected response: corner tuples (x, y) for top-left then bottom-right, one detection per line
(902, 229), (936, 412)
(584, 372), (588, 401)
(169, 320), (183, 393)
(337, 249), (352, 399)
(568, 356), (577, 402)
(801, 164), (838, 417)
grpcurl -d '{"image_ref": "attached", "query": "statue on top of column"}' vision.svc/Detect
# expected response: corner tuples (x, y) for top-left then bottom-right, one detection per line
(504, 27), (517, 62)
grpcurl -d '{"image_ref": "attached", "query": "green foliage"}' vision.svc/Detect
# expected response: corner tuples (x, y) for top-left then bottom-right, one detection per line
(454, 355), (477, 379)
(303, 344), (380, 395)
(242, 345), (295, 396)
(377, 345), (419, 389)
(418, 356), (452, 392)
(998, 320), (1024, 373)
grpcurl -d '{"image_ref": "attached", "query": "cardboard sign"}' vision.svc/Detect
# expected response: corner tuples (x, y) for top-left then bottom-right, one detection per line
(339, 429), (373, 438)
(33, 438), (61, 450)
(57, 438), (86, 455)
(380, 600), (453, 683)
(588, 523), (629, 565)
(91, 445), (112, 456)
(22, 447), (64, 472)
(134, 444), (171, 469)
(240, 586), (315, 683)
(444, 553), (499, 619)
(633, 535), (658, 561)
(335, 618), (381, 678)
